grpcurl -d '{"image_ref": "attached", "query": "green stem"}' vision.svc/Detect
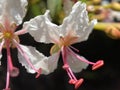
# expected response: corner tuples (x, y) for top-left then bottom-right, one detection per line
(94, 22), (120, 31)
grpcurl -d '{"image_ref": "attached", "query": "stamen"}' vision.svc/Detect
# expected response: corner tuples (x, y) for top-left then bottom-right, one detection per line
(61, 47), (77, 80)
(67, 47), (95, 64)
(4, 65), (10, 90)
(92, 60), (104, 70)
(62, 64), (69, 69)
(15, 29), (27, 35)
(9, 67), (19, 77)
(6, 40), (19, 77)
(69, 46), (79, 52)
(61, 46), (83, 89)
(4, 40), (10, 90)
(67, 47), (104, 70)
(13, 39), (41, 78)
(35, 68), (42, 78)
(63, 64), (84, 89)
(75, 78), (84, 89)
(61, 46), (67, 64)
(69, 79), (76, 84)
(68, 68), (77, 81)
(3, 17), (11, 31)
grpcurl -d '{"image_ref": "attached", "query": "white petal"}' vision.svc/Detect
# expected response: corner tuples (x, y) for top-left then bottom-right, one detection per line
(37, 52), (60, 74)
(17, 44), (59, 75)
(0, 0), (28, 25)
(0, 40), (4, 66)
(61, 1), (97, 42)
(67, 53), (88, 73)
(23, 10), (60, 43)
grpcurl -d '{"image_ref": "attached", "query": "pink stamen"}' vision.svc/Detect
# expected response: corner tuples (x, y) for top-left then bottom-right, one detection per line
(61, 46), (67, 64)
(62, 64), (69, 69)
(69, 46), (79, 52)
(61, 46), (75, 80)
(6, 40), (19, 77)
(15, 29), (27, 35)
(92, 60), (104, 70)
(65, 66), (77, 81)
(35, 68), (42, 78)
(69, 79), (76, 84)
(4, 40), (10, 90)
(9, 67), (19, 77)
(4, 66), (10, 90)
(67, 47), (95, 64)
(75, 78), (84, 89)
(68, 68), (77, 80)
(61, 46), (82, 87)
(67, 47), (104, 70)
(13, 39), (41, 78)
(3, 17), (11, 32)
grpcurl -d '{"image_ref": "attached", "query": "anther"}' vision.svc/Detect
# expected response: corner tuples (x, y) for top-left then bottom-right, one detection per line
(92, 60), (104, 70)
(35, 68), (42, 78)
(75, 78), (84, 89)
(69, 79), (77, 84)
(9, 67), (19, 77)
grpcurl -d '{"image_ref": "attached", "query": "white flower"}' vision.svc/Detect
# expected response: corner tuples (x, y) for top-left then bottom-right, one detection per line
(24, 1), (104, 89)
(0, 0), (54, 90)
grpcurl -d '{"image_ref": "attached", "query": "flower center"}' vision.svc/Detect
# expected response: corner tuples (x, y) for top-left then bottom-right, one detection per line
(2, 30), (20, 47)
(50, 30), (78, 54)
(59, 35), (78, 47)
(4, 32), (13, 39)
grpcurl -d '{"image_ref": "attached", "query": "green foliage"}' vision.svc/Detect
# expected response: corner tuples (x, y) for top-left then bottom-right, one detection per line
(47, 0), (62, 17)
(80, 0), (87, 3)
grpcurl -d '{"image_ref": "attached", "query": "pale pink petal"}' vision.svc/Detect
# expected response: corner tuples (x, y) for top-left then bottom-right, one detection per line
(23, 10), (60, 43)
(60, 1), (97, 43)
(67, 53), (88, 73)
(0, 0), (28, 25)
(44, 52), (60, 74)
(17, 44), (59, 75)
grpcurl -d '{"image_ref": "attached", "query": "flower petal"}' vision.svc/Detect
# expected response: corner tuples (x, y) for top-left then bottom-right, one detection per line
(0, 0), (28, 25)
(17, 44), (59, 75)
(67, 53), (88, 73)
(61, 1), (97, 43)
(23, 10), (60, 43)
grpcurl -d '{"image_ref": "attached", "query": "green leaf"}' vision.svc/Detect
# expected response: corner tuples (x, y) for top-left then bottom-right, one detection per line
(47, 0), (62, 17)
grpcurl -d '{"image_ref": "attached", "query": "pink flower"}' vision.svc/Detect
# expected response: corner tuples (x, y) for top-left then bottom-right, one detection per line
(24, 1), (104, 89)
